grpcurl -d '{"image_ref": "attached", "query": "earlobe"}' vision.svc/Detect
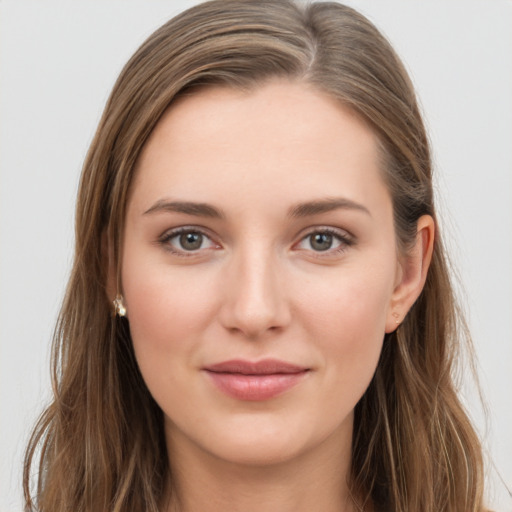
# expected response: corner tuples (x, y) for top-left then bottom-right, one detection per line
(385, 215), (435, 333)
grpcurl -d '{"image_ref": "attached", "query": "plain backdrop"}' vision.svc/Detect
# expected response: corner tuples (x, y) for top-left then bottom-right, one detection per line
(1, 1), (511, 510)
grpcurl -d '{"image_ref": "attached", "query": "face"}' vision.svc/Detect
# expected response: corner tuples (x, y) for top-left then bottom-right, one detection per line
(120, 80), (404, 468)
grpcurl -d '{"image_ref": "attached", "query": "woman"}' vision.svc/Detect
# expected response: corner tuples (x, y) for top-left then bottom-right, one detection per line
(23, 1), (489, 511)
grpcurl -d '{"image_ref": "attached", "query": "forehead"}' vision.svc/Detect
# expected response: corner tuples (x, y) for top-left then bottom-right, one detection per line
(130, 80), (389, 216)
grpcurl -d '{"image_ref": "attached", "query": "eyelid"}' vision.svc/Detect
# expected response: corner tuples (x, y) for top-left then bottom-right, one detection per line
(293, 226), (355, 255)
(157, 224), (354, 258)
(158, 225), (221, 256)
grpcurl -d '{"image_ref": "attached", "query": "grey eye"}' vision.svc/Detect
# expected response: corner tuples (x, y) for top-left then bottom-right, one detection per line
(179, 232), (204, 250)
(296, 229), (347, 254)
(162, 227), (218, 255)
(309, 233), (333, 251)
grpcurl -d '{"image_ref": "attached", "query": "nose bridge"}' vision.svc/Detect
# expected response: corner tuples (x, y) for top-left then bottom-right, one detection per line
(220, 238), (289, 337)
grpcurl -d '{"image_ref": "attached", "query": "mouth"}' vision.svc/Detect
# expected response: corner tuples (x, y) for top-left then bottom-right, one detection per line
(202, 359), (310, 401)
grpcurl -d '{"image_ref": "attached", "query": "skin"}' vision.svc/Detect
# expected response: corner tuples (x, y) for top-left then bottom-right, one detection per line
(114, 80), (434, 512)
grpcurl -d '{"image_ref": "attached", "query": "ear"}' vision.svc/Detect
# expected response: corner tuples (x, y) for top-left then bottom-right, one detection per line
(385, 215), (435, 333)
(102, 229), (117, 302)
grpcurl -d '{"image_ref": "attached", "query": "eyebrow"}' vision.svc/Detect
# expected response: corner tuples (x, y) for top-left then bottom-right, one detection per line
(143, 197), (371, 219)
(143, 200), (225, 219)
(288, 197), (371, 218)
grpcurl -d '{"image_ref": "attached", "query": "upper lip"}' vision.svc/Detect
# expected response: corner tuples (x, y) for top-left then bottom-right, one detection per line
(203, 359), (309, 375)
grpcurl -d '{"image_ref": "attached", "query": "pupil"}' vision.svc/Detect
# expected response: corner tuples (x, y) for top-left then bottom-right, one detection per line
(311, 233), (332, 251)
(180, 232), (202, 250)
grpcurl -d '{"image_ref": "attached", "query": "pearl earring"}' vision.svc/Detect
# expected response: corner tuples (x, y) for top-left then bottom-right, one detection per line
(113, 295), (127, 317)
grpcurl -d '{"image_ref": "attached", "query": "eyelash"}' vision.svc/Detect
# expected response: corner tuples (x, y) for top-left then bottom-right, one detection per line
(157, 226), (354, 258)
(158, 226), (219, 258)
(295, 227), (354, 257)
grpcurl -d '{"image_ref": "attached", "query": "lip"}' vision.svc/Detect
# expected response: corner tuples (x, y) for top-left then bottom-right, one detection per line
(203, 359), (310, 401)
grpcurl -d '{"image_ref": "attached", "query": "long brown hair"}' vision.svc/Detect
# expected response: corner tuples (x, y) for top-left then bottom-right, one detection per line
(24, 1), (487, 511)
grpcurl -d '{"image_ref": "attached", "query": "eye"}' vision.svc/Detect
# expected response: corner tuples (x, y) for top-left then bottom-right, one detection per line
(295, 228), (352, 254)
(159, 228), (218, 254)
(176, 231), (206, 251)
(307, 232), (337, 251)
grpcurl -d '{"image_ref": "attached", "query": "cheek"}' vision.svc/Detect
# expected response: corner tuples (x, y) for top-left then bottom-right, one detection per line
(298, 262), (393, 336)
(120, 257), (223, 418)
(121, 254), (219, 368)
(296, 264), (394, 392)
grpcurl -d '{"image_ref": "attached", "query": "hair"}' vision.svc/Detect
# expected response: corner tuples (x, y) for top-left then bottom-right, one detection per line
(24, 1), (487, 511)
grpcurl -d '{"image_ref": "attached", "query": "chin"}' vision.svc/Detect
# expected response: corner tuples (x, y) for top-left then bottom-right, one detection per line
(206, 432), (309, 467)
(166, 409), (352, 469)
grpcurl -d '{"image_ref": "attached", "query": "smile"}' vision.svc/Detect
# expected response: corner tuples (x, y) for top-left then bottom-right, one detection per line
(203, 359), (310, 401)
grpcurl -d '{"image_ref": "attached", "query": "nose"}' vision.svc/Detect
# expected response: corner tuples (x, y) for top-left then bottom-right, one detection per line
(219, 246), (291, 339)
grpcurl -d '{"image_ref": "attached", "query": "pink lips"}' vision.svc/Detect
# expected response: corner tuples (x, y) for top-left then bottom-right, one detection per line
(203, 359), (309, 401)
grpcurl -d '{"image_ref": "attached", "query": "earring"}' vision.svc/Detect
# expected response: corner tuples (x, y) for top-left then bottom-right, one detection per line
(113, 295), (127, 317)
(392, 312), (400, 325)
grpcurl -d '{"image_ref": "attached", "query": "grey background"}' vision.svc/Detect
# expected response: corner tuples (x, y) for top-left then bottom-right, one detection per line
(1, 1), (511, 510)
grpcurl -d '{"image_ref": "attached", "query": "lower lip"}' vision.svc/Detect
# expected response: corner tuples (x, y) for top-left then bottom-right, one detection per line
(205, 371), (308, 401)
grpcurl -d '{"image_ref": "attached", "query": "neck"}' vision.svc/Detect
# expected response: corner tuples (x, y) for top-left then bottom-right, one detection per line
(164, 425), (361, 512)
